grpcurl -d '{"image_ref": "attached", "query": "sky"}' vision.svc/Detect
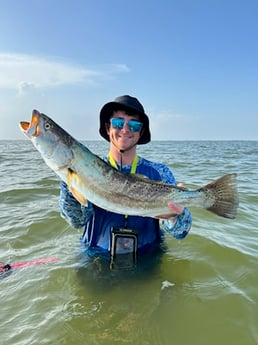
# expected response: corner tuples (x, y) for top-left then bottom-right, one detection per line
(0, 0), (257, 141)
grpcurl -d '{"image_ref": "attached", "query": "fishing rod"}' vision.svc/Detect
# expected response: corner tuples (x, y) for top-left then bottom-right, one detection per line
(0, 257), (58, 275)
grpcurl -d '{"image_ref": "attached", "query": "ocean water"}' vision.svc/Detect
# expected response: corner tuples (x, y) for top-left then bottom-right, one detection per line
(1, 140), (258, 345)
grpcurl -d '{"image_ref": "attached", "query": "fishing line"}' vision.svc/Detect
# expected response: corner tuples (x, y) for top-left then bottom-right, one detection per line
(0, 257), (58, 278)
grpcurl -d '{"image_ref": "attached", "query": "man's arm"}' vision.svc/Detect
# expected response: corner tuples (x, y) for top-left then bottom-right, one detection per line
(158, 164), (192, 239)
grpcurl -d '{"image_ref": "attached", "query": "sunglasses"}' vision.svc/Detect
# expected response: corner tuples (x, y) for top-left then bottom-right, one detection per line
(110, 118), (143, 132)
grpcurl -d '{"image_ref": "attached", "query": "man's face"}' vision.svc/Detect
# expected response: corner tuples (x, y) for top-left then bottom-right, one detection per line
(107, 110), (143, 151)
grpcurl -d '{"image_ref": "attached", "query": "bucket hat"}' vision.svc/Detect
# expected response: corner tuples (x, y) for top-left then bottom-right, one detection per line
(99, 95), (151, 144)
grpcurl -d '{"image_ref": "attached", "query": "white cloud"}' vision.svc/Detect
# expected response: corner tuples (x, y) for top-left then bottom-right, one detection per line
(0, 53), (129, 93)
(0, 52), (131, 139)
(149, 110), (198, 140)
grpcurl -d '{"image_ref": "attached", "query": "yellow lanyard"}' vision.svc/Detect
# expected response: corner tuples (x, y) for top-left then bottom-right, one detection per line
(108, 153), (138, 222)
(108, 153), (139, 174)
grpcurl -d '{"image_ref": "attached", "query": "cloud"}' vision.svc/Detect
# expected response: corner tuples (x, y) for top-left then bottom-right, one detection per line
(0, 53), (129, 94)
(150, 110), (198, 140)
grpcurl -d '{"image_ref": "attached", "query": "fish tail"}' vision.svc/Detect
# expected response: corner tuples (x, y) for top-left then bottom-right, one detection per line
(200, 173), (239, 219)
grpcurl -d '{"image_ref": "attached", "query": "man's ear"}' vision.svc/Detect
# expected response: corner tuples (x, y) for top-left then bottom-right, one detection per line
(105, 123), (110, 136)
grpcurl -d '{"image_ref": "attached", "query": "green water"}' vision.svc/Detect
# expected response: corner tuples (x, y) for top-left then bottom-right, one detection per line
(1, 140), (258, 345)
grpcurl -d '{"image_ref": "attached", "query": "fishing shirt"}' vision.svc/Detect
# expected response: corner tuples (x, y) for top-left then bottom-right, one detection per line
(59, 156), (192, 256)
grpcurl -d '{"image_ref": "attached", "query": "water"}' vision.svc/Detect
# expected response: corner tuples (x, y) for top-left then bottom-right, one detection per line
(1, 140), (258, 345)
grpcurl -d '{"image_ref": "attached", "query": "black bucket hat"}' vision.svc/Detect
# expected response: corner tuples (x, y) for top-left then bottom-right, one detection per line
(99, 95), (151, 144)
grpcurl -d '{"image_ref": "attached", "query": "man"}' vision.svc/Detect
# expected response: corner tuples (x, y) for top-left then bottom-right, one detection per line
(59, 95), (192, 268)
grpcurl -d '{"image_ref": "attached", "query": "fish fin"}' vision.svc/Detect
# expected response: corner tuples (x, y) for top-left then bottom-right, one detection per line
(69, 186), (88, 206)
(154, 213), (177, 220)
(67, 168), (88, 206)
(134, 173), (166, 184)
(200, 173), (239, 219)
(134, 173), (149, 180)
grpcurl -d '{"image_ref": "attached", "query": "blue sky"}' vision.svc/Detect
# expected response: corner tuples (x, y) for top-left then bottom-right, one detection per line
(0, 0), (257, 140)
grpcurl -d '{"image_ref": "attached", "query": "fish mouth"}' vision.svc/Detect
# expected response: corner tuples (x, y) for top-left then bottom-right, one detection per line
(19, 110), (41, 138)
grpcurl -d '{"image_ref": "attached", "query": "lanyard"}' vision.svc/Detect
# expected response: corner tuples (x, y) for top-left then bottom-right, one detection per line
(108, 153), (139, 174)
(108, 153), (139, 224)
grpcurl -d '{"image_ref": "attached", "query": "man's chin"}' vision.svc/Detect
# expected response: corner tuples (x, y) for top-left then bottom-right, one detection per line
(117, 138), (135, 150)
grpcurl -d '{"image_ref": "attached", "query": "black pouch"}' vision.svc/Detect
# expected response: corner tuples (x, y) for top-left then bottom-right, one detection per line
(110, 227), (138, 270)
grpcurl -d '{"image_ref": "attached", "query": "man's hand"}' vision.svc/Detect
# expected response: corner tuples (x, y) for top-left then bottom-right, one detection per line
(167, 182), (186, 216)
(167, 201), (184, 216)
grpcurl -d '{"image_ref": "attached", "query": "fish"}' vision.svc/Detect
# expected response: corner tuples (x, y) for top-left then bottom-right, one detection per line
(19, 110), (239, 220)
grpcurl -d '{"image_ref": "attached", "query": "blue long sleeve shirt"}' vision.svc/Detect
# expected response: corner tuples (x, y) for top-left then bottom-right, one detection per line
(59, 156), (192, 256)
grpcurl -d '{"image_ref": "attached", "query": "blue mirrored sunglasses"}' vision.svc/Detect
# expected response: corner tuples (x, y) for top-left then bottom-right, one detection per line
(110, 118), (143, 132)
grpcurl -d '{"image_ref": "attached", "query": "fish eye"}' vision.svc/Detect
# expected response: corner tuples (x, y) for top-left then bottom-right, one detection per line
(45, 122), (52, 130)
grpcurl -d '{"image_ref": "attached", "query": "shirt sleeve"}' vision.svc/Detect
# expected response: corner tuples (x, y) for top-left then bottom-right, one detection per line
(59, 181), (94, 228)
(160, 208), (192, 239)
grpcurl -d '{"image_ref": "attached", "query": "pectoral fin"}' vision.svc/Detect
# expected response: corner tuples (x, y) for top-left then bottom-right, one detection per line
(67, 168), (88, 206)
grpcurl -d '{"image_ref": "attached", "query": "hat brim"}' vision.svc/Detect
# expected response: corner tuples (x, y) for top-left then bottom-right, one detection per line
(99, 101), (151, 144)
